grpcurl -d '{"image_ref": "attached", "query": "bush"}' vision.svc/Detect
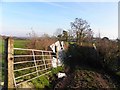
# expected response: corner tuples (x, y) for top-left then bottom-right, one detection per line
(96, 39), (119, 72)
(63, 43), (102, 70)
(26, 33), (57, 50)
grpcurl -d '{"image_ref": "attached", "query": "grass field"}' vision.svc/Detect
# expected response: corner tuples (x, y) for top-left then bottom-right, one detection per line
(0, 39), (4, 54)
(14, 39), (29, 48)
(0, 39), (29, 54)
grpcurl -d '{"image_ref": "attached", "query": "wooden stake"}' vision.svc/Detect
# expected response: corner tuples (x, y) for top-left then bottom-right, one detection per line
(5, 37), (14, 88)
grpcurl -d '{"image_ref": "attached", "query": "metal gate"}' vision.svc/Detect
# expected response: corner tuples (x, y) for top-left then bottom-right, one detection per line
(4, 37), (56, 88)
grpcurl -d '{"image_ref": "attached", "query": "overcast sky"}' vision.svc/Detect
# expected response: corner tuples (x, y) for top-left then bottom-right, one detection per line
(0, 1), (118, 39)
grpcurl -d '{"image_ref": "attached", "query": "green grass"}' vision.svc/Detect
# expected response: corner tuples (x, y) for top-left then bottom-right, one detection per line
(31, 66), (64, 89)
(51, 66), (64, 74)
(14, 39), (29, 48)
(0, 39), (29, 54)
(31, 75), (50, 88)
(0, 38), (4, 54)
(14, 39), (29, 55)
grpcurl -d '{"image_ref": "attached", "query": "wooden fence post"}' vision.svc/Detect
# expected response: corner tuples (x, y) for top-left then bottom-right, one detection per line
(4, 37), (14, 88)
(8, 37), (14, 88)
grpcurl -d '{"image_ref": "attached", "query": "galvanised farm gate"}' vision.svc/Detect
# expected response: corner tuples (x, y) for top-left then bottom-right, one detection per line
(4, 37), (56, 88)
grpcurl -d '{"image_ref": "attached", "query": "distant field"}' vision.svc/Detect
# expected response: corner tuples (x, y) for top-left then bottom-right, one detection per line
(14, 39), (29, 48)
(0, 39), (29, 54)
(0, 39), (4, 54)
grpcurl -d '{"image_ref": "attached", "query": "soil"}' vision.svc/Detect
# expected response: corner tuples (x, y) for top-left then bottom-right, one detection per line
(53, 69), (116, 89)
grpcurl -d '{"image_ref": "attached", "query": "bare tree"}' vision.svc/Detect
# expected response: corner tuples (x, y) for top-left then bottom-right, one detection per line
(27, 30), (38, 49)
(68, 29), (76, 42)
(71, 18), (92, 44)
(84, 29), (94, 42)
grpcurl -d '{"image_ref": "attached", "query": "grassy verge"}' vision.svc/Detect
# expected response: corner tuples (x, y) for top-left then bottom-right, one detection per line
(31, 66), (64, 89)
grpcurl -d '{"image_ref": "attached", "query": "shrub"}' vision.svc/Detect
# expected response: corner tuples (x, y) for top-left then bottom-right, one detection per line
(96, 39), (119, 72)
(63, 43), (102, 70)
(26, 33), (57, 50)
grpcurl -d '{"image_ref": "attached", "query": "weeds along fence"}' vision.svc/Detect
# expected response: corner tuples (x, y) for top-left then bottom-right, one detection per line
(4, 37), (56, 88)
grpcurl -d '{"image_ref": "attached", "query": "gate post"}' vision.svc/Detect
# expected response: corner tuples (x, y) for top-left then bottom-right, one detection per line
(4, 37), (14, 88)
